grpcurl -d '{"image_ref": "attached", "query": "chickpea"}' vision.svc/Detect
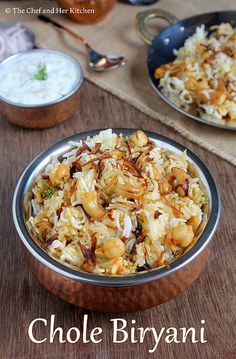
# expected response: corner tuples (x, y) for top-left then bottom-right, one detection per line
(83, 191), (106, 219)
(96, 238), (125, 259)
(152, 165), (162, 181)
(159, 180), (172, 195)
(129, 130), (148, 147)
(50, 164), (70, 187)
(171, 223), (194, 248)
(210, 91), (226, 106)
(176, 185), (186, 197)
(115, 182), (145, 199)
(172, 167), (190, 185)
(154, 66), (166, 79)
(172, 167), (191, 197)
(187, 215), (201, 233)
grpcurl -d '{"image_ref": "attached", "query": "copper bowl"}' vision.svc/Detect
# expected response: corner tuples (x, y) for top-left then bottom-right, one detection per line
(0, 49), (84, 129)
(57, 0), (116, 24)
(12, 129), (220, 312)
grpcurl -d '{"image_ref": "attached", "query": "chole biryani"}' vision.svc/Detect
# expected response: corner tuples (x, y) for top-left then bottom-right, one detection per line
(155, 23), (236, 126)
(27, 129), (208, 276)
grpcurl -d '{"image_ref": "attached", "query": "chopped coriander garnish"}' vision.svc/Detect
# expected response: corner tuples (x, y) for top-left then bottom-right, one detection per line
(34, 63), (48, 81)
(43, 184), (57, 199)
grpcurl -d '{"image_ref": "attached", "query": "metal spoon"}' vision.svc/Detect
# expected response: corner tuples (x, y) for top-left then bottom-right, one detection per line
(38, 15), (127, 72)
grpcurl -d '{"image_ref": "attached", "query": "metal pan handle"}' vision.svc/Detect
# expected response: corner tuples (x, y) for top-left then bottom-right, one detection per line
(136, 9), (178, 45)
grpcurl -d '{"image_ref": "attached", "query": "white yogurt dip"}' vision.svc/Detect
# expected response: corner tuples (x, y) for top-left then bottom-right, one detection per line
(0, 50), (83, 106)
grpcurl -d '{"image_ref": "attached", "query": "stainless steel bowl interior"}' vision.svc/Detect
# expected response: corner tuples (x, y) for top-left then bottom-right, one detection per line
(12, 129), (221, 286)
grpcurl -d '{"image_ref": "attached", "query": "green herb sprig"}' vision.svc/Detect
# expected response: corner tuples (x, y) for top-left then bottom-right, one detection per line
(43, 184), (57, 199)
(33, 63), (48, 81)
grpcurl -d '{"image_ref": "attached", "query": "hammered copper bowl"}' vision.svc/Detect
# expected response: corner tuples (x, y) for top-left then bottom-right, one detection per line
(0, 49), (84, 129)
(12, 129), (220, 312)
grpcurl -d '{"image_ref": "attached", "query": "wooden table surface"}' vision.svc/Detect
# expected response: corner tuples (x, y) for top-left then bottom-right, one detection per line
(0, 80), (235, 359)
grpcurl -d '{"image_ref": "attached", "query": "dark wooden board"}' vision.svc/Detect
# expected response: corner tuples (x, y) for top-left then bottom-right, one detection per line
(0, 80), (235, 359)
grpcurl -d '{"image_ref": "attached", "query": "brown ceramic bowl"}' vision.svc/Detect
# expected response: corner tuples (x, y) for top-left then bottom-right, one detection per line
(0, 49), (84, 129)
(12, 129), (220, 312)
(57, 0), (116, 24)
